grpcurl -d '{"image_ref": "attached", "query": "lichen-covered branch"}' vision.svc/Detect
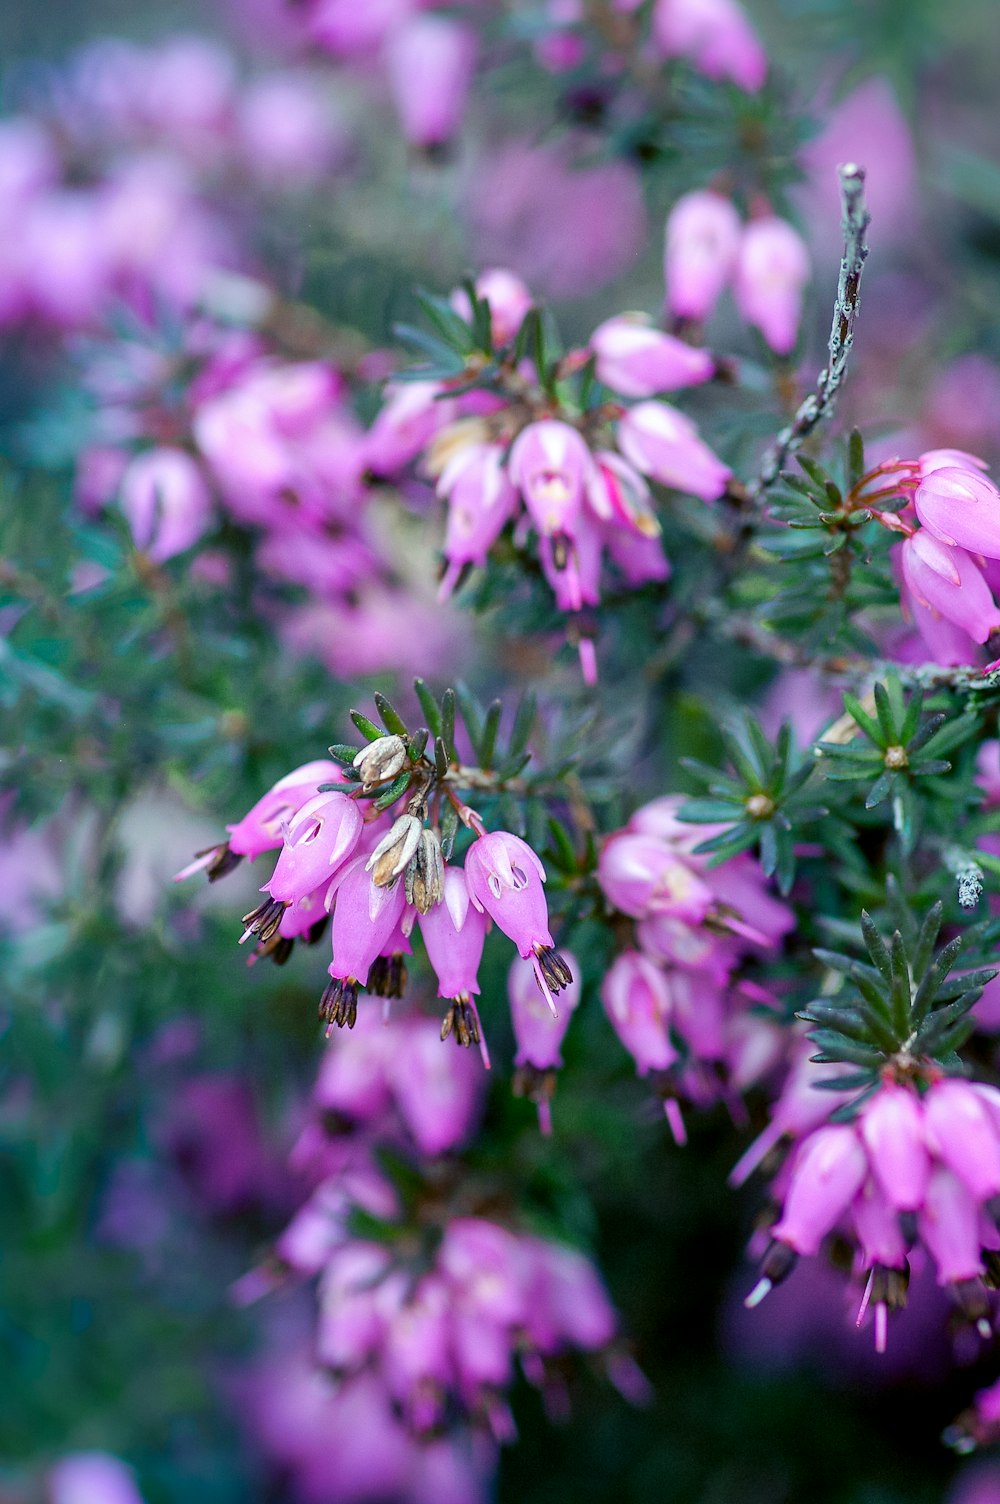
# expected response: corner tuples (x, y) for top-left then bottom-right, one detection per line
(752, 163), (871, 500)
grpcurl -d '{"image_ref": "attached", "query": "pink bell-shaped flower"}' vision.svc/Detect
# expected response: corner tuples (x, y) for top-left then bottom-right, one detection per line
(925, 1078), (1000, 1202)
(597, 830), (714, 921)
(388, 1018), (483, 1154)
(918, 1166), (985, 1285)
(508, 950), (580, 1070)
(437, 442), (519, 597)
(900, 532), (1000, 644)
(464, 831), (572, 1009)
(858, 1082), (931, 1212)
(119, 446), (213, 563)
(507, 419), (593, 539)
(601, 950), (678, 1075)
(663, 189), (742, 322)
(770, 1124), (868, 1256)
(227, 761), (344, 859)
(914, 465), (1000, 560)
(852, 1178), (909, 1270)
(418, 867), (488, 1000)
(264, 791), (364, 904)
(384, 16), (475, 151)
(322, 854), (408, 1028)
(590, 315), (715, 397)
(733, 216), (810, 356)
(616, 400), (730, 501)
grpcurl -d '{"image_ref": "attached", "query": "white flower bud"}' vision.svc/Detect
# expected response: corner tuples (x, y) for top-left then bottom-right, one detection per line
(353, 735), (408, 791)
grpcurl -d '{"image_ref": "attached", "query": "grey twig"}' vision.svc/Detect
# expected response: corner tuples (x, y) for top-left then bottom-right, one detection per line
(752, 163), (871, 500)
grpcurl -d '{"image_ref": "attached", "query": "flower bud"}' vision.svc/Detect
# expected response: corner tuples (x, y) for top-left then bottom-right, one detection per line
(663, 190), (742, 322)
(353, 735), (408, 792)
(590, 315), (715, 397)
(733, 216), (810, 356)
(384, 16), (475, 151)
(601, 950), (677, 1075)
(365, 814), (424, 889)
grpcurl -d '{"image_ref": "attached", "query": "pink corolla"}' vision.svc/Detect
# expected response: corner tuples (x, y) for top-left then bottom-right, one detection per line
(418, 868), (487, 1001)
(507, 419), (593, 539)
(651, 0), (768, 91)
(437, 442), (519, 597)
(598, 829), (714, 921)
(733, 216), (810, 356)
(900, 532), (1000, 644)
(174, 760), (343, 883)
(464, 831), (572, 1010)
(914, 465), (1000, 559)
(664, 189), (743, 323)
(747, 1076), (1000, 1339)
(601, 950), (678, 1076)
(388, 1018), (484, 1154)
(590, 315), (715, 397)
(321, 854), (409, 1028)
(616, 400), (731, 501)
(508, 950), (580, 1070)
(262, 792), (364, 905)
(384, 16), (476, 150)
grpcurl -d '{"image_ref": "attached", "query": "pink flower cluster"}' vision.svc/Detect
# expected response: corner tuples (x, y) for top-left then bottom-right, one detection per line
(77, 316), (458, 680)
(665, 190), (810, 354)
(299, 0), (476, 150)
(884, 449), (1000, 665)
(597, 796), (794, 1136)
(535, 0), (767, 93)
(233, 1004), (633, 1501)
(370, 269), (731, 679)
(275, 1139), (626, 1451)
(178, 749), (576, 1059)
(0, 37), (346, 332)
(746, 1072), (1000, 1349)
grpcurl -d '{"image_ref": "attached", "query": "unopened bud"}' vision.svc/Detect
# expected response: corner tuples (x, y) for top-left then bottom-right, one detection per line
(405, 828), (446, 913)
(366, 814), (423, 888)
(353, 735), (408, 791)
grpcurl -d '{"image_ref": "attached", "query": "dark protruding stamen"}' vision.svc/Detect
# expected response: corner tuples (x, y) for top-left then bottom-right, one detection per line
(869, 1261), (910, 1310)
(253, 933), (295, 967)
(319, 977), (359, 1032)
(534, 943), (573, 993)
(440, 998), (481, 1049)
(208, 843), (244, 881)
(369, 953), (409, 999)
(240, 896), (288, 945)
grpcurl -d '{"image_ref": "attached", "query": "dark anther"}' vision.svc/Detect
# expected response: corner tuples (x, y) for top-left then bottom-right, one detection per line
(534, 944), (573, 993)
(440, 999), (480, 1049)
(240, 896), (288, 945)
(319, 978), (359, 1032)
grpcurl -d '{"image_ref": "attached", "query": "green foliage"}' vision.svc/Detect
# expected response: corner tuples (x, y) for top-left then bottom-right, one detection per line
(678, 714), (825, 892)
